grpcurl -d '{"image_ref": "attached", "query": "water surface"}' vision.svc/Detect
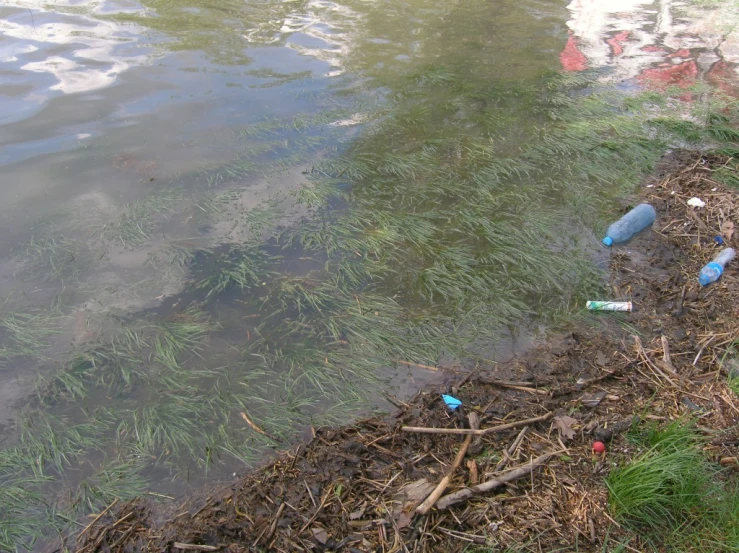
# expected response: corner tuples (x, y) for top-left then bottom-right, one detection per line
(1, 0), (738, 548)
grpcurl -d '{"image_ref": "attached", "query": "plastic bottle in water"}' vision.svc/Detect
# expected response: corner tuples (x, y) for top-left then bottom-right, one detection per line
(698, 248), (736, 286)
(602, 204), (657, 246)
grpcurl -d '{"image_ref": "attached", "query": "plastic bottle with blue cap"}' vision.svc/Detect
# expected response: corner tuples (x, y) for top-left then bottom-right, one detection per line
(602, 204), (656, 246)
(698, 248), (735, 286)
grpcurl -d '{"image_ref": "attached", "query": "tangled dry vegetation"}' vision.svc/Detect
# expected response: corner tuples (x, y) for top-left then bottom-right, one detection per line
(70, 151), (739, 553)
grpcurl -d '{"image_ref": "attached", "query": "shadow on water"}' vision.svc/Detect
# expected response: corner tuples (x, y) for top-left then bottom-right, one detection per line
(1, 0), (739, 548)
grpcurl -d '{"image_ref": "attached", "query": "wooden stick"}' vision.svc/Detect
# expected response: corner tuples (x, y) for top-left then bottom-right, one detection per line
(109, 524), (137, 550)
(693, 335), (715, 366)
(661, 335), (672, 367)
(657, 335), (689, 382)
(240, 411), (268, 437)
(481, 379), (549, 395)
(401, 412), (553, 436)
(435, 451), (562, 510)
(499, 384), (549, 395)
(466, 459), (478, 485)
(77, 498), (118, 542)
(264, 502), (286, 543)
(394, 359), (439, 372)
(494, 426), (528, 472)
(634, 336), (677, 387)
(240, 411), (279, 442)
(479, 379), (538, 387)
(298, 490), (330, 536)
(416, 413), (480, 515)
(174, 543), (220, 551)
(384, 500), (411, 553)
(109, 512), (134, 530)
(552, 371), (618, 397)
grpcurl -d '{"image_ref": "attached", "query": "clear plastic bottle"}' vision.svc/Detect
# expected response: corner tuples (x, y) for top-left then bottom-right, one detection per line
(698, 248), (735, 286)
(602, 204), (657, 247)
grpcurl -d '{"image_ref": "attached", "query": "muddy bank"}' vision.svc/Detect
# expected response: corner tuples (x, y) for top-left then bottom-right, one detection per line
(70, 151), (739, 552)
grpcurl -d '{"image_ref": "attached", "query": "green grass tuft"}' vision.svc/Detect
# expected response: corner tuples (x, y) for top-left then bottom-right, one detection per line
(607, 420), (739, 551)
(608, 421), (709, 525)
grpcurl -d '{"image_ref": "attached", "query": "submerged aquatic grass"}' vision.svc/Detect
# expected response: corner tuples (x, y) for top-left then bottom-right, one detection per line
(98, 188), (181, 248)
(14, 235), (93, 284)
(0, 412), (113, 550)
(3, 43), (739, 553)
(195, 245), (273, 300)
(0, 475), (52, 551)
(72, 458), (149, 513)
(38, 307), (215, 402)
(0, 309), (60, 366)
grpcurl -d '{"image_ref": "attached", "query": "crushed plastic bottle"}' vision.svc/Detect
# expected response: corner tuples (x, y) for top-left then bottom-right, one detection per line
(698, 248), (735, 286)
(602, 204), (657, 247)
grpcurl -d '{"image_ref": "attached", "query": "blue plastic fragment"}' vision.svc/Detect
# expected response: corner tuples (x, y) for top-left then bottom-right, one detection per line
(715, 236), (724, 245)
(442, 394), (462, 410)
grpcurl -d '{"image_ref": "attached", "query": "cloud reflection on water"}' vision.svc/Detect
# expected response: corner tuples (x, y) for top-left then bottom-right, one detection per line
(0, 1), (149, 96)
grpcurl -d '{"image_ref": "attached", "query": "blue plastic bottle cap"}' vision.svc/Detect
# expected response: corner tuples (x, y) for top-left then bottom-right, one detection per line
(699, 274), (711, 286)
(602, 236), (613, 247)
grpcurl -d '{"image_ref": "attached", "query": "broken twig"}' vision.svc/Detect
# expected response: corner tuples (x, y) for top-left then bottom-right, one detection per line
(174, 543), (220, 551)
(416, 412), (480, 515)
(77, 498), (119, 543)
(436, 451), (562, 510)
(240, 411), (279, 442)
(494, 426), (528, 472)
(634, 336), (677, 387)
(481, 379), (549, 395)
(401, 412), (552, 436)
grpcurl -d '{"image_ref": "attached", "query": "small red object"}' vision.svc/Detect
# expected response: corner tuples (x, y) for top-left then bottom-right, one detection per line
(592, 441), (606, 453)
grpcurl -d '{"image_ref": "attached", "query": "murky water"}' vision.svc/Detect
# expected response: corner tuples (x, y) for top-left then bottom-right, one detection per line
(1, 0), (738, 548)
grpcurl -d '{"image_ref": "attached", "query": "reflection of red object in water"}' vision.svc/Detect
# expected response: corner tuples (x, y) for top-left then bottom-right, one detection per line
(606, 31), (630, 57)
(638, 60), (698, 90)
(642, 45), (665, 53)
(669, 49), (691, 58)
(706, 60), (739, 97)
(560, 33), (587, 72)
